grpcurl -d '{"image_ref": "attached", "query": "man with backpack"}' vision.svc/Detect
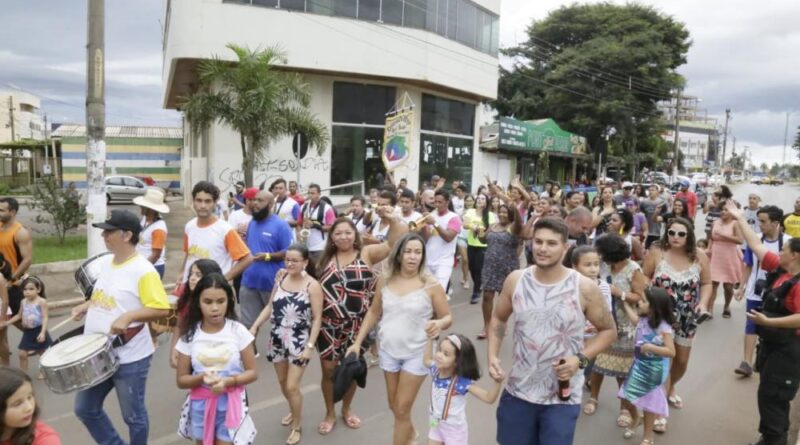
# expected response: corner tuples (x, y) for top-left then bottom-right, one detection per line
(298, 183), (336, 266)
(728, 200), (800, 445)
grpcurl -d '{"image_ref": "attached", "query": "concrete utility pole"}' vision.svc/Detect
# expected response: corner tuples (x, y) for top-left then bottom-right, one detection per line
(86, 0), (107, 256)
(672, 90), (681, 181)
(8, 96), (15, 142)
(783, 112), (790, 165)
(721, 108), (731, 172)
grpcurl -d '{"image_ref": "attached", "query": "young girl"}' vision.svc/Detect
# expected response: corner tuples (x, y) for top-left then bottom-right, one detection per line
(571, 246), (612, 415)
(175, 273), (258, 445)
(170, 259), (223, 368)
(1, 277), (51, 376)
(249, 244), (323, 445)
(0, 366), (61, 445)
(423, 334), (504, 444)
(618, 287), (676, 444)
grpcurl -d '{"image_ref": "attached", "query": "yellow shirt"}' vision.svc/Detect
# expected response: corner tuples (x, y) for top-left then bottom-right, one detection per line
(784, 214), (800, 238)
(463, 209), (497, 247)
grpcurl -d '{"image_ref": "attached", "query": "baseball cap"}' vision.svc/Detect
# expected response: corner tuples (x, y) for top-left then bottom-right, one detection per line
(242, 187), (259, 200)
(622, 181), (633, 189)
(680, 179), (690, 188)
(92, 210), (142, 234)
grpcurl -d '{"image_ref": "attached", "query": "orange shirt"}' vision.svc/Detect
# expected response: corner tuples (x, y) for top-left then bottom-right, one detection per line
(0, 221), (22, 273)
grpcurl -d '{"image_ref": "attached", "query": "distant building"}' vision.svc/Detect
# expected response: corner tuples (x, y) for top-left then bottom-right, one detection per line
(0, 91), (44, 143)
(161, 0), (500, 198)
(52, 124), (182, 189)
(658, 95), (720, 171)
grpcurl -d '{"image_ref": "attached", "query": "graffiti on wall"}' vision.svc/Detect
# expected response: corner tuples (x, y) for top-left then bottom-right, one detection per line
(217, 155), (330, 191)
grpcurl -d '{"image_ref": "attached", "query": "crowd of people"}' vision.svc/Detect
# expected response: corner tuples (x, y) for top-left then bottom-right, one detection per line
(0, 173), (798, 445)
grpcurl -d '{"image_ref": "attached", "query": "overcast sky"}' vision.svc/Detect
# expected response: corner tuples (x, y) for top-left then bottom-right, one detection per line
(0, 0), (797, 166)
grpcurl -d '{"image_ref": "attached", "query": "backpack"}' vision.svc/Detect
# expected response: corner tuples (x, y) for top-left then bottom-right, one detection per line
(302, 200), (329, 240)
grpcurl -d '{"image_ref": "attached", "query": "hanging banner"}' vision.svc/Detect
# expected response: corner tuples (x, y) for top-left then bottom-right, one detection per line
(382, 107), (413, 171)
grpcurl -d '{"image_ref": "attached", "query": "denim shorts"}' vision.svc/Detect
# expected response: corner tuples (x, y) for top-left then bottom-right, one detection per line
(379, 349), (428, 376)
(745, 299), (762, 335)
(190, 394), (232, 442)
(496, 390), (580, 445)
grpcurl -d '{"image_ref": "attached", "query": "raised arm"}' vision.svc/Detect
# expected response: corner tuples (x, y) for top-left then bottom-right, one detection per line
(363, 209), (409, 266)
(726, 200), (768, 262)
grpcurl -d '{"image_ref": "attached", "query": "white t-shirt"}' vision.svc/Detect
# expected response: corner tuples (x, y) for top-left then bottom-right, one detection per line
(399, 210), (423, 225)
(451, 196), (465, 216)
(183, 217), (250, 279)
(426, 211), (462, 267)
(745, 234), (791, 302)
(215, 198), (229, 220)
(742, 207), (761, 249)
(175, 320), (253, 377)
(227, 209), (253, 238)
(273, 196), (300, 225)
(429, 365), (472, 426)
(348, 211), (371, 235)
(84, 254), (169, 364)
(299, 201), (337, 252)
(136, 218), (167, 267)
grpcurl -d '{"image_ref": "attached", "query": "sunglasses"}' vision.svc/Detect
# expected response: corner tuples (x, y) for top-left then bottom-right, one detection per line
(667, 229), (687, 238)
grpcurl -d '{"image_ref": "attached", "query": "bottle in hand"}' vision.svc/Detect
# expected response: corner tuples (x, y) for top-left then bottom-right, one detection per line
(557, 359), (571, 401)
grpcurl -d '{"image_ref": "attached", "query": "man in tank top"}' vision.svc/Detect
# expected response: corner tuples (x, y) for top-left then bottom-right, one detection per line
(488, 217), (617, 445)
(0, 197), (33, 366)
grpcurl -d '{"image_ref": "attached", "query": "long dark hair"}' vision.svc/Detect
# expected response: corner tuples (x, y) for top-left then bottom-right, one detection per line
(181, 273), (238, 342)
(671, 198), (688, 218)
(644, 287), (676, 330)
(20, 276), (46, 300)
(0, 367), (39, 445)
(318, 217), (362, 274)
(498, 204), (523, 237)
(475, 193), (491, 229)
(660, 217), (697, 262)
(443, 334), (481, 380)
(176, 259), (223, 319)
(286, 243), (316, 277)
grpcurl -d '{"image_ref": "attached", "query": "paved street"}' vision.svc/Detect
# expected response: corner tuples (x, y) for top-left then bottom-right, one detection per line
(6, 183), (799, 444)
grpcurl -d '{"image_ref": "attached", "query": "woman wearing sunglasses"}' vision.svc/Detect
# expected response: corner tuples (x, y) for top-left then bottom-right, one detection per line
(642, 217), (712, 433)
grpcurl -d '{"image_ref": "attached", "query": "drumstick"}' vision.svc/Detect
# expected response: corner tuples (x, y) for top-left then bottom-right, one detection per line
(50, 317), (75, 332)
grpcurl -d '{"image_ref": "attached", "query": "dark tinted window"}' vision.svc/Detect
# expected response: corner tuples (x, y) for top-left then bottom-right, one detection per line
(330, 126), (387, 189)
(358, 0), (380, 20)
(404, 0), (427, 29)
(106, 177), (123, 186)
(333, 82), (396, 125)
(282, 0), (305, 10)
(418, 133), (473, 189)
(421, 94), (474, 135)
(334, 0), (357, 17)
(252, 0), (279, 6)
(381, 0), (403, 25)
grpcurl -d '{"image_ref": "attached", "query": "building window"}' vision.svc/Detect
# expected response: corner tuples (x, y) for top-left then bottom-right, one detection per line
(404, 0), (427, 29)
(252, 0), (279, 7)
(358, 0), (380, 20)
(456, 0), (476, 47)
(281, 0), (306, 10)
(381, 0), (403, 25)
(418, 133), (473, 189)
(421, 94), (475, 135)
(331, 82), (396, 192)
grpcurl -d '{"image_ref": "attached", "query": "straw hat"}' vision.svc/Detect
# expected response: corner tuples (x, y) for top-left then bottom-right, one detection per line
(133, 188), (170, 214)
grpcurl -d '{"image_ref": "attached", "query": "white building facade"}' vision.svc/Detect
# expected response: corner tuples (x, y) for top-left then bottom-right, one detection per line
(162, 0), (501, 198)
(0, 91), (44, 143)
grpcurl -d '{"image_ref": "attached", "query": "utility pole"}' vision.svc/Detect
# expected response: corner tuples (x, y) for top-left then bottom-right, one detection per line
(43, 114), (49, 174)
(783, 112), (790, 165)
(86, 0), (107, 256)
(672, 90), (681, 182)
(721, 108), (731, 173)
(8, 96), (15, 142)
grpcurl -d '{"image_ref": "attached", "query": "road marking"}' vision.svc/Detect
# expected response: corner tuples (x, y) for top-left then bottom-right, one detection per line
(150, 383), (320, 445)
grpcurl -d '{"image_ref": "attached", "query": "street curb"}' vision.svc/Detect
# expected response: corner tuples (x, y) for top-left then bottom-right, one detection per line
(29, 259), (85, 275)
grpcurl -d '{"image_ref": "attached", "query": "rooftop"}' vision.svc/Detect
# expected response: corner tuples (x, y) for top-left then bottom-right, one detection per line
(52, 124), (182, 139)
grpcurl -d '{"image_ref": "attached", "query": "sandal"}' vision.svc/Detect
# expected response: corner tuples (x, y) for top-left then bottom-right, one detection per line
(477, 331), (487, 340)
(317, 420), (335, 435)
(286, 427), (302, 445)
(583, 398), (598, 415)
(668, 395), (683, 409)
(342, 413), (362, 429)
(722, 309), (731, 319)
(623, 415), (640, 439)
(653, 417), (667, 434)
(617, 409), (633, 428)
(281, 413), (293, 426)
(640, 440), (654, 445)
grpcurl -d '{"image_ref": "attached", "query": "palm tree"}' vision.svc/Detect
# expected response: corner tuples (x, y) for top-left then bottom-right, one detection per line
(181, 44), (328, 186)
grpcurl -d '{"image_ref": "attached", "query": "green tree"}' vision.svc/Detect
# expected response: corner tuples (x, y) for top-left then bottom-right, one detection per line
(28, 177), (85, 244)
(496, 3), (690, 160)
(760, 162), (769, 173)
(181, 44), (329, 186)
(793, 125), (800, 161)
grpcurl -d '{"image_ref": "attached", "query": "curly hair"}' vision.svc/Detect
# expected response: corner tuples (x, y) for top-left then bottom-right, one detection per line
(594, 233), (631, 264)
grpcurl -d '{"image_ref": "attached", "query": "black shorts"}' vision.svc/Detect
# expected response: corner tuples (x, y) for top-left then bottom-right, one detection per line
(7, 285), (23, 316)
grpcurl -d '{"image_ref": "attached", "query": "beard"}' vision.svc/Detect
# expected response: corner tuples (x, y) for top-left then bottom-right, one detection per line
(424, 203), (435, 212)
(252, 206), (270, 221)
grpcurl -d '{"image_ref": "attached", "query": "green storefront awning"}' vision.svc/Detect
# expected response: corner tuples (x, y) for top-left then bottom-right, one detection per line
(498, 117), (588, 156)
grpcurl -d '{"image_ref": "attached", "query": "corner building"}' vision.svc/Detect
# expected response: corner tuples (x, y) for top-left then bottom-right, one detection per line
(162, 0), (500, 199)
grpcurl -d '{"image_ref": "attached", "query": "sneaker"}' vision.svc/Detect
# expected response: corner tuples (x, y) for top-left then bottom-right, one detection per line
(735, 361), (753, 377)
(470, 293), (480, 304)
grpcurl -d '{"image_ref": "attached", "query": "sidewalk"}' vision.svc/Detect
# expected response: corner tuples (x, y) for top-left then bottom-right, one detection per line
(37, 200), (194, 313)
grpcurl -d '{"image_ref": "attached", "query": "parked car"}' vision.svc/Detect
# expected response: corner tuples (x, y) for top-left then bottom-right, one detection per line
(771, 176), (784, 185)
(133, 175), (156, 186)
(750, 174), (765, 185)
(709, 174), (724, 187)
(104, 175), (147, 203)
(691, 172), (709, 186)
(730, 174), (744, 183)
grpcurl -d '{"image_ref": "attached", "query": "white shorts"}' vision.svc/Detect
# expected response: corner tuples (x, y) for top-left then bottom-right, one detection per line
(379, 349), (428, 376)
(427, 263), (453, 290)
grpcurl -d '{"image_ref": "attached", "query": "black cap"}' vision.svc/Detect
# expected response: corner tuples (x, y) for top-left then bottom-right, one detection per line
(92, 210), (142, 234)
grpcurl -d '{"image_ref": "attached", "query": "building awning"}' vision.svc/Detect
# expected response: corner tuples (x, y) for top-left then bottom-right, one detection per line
(481, 116), (590, 159)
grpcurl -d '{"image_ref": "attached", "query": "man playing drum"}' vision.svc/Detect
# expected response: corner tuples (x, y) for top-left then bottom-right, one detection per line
(70, 210), (170, 445)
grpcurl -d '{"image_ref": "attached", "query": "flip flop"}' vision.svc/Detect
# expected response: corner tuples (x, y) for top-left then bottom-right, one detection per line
(286, 427), (302, 445)
(477, 331), (487, 340)
(281, 413), (293, 426)
(653, 417), (667, 433)
(583, 398), (598, 415)
(342, 414), (362, 429)
(617, 409), (633, 428)
(668, 395), (683, 409)
(317, 420), (335, 435)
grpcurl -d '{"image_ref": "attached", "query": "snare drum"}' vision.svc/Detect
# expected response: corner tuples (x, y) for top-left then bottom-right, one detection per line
(74, 252), (112, 299)
(40, 333), (119, 394)
(149, 294), (179, 335)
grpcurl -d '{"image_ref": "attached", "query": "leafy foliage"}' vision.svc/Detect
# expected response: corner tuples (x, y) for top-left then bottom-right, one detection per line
(496, 3), (691, 165)
(181, 44), (329, 186)
(793, 125), (800, 162)
(28, 177), (85, 244)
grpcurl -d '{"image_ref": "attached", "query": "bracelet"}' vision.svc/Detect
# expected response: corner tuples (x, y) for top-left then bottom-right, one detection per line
(264, 252), (272, 262)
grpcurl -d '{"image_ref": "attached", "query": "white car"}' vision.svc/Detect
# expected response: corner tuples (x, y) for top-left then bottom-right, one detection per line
(691, 173), (709, 186)
(709, 174), (723, 187)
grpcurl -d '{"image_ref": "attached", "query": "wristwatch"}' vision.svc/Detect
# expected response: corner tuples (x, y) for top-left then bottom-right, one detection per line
(576, 352), (589, 370)
(306, 342), (315, 349)
(264, 252), (272, 262)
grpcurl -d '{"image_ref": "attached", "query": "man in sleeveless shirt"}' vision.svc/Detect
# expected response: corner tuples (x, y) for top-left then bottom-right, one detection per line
(0, 197), (33, 366)
(488, 217), (617, 445)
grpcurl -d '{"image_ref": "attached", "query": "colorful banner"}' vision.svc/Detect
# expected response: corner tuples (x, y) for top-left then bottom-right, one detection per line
(382, 108), (413, 171)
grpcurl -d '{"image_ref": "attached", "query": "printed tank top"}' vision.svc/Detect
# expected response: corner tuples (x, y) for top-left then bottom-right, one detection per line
(507, 267), (585, 405)
(318, 253), (375, 321)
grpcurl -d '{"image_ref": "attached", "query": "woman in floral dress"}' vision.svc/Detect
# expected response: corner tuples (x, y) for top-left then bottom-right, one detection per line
(643, 217), (712, 433)
(249, 244), (323, 445)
